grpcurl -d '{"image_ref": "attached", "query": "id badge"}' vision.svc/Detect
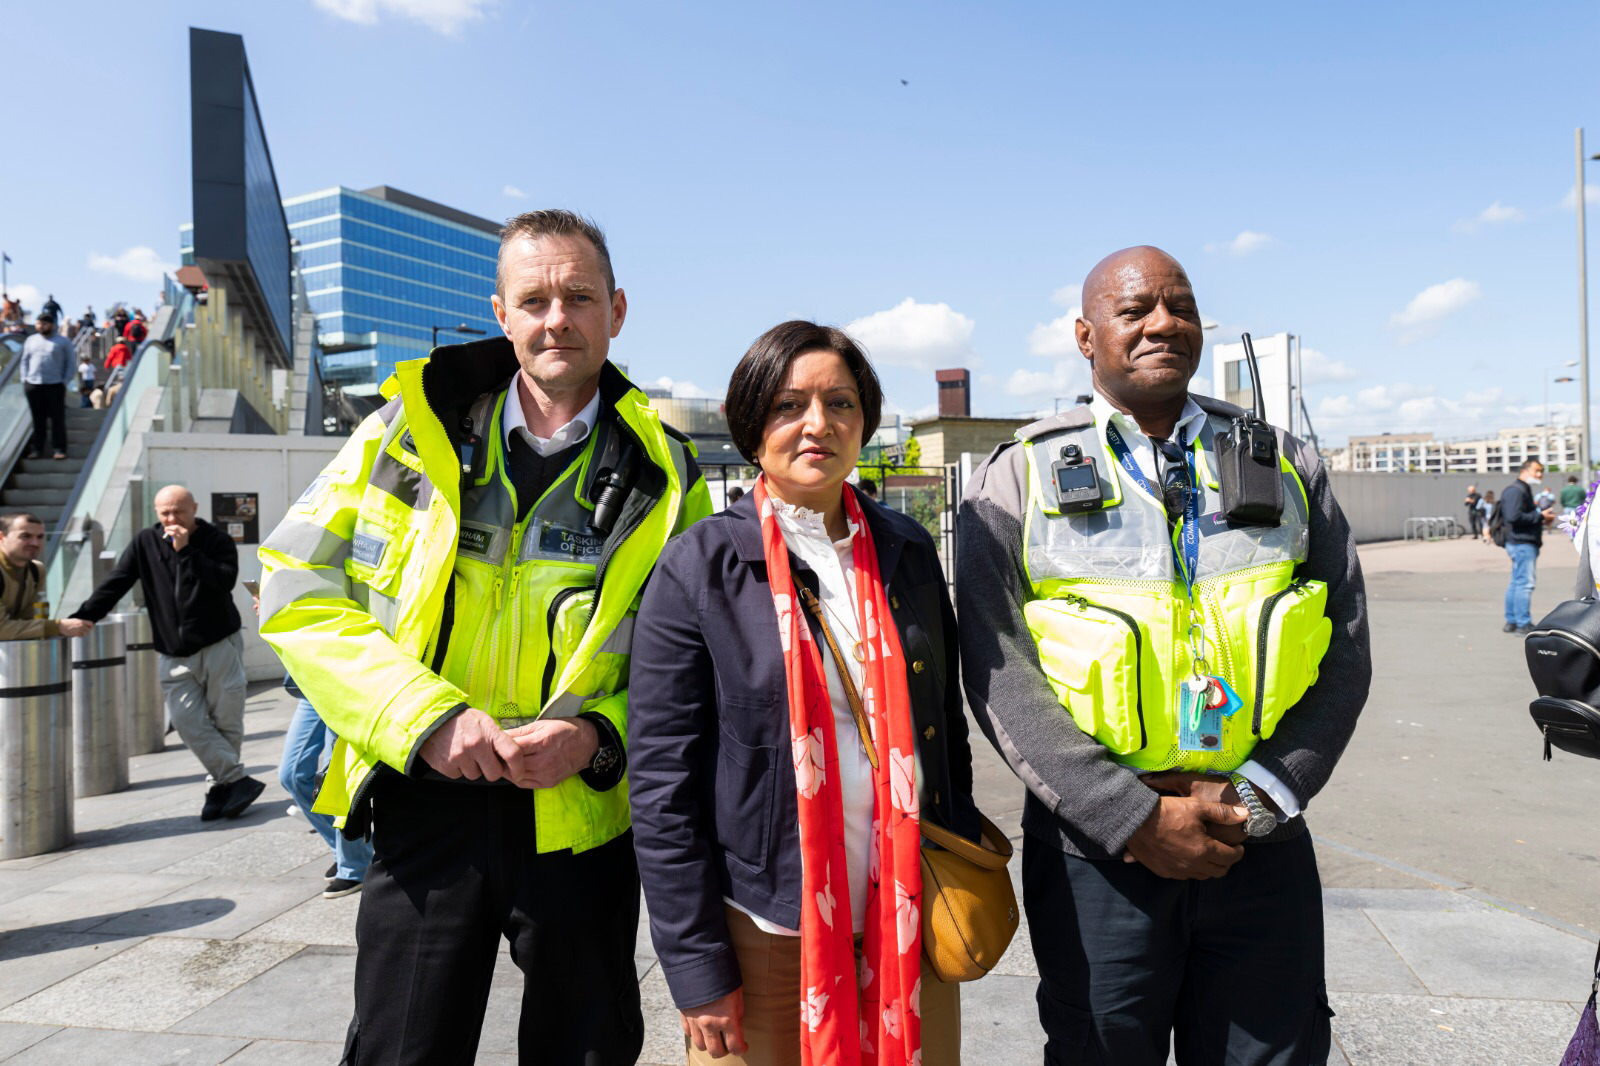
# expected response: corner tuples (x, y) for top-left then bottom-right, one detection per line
(1177, 676), (1243, 752)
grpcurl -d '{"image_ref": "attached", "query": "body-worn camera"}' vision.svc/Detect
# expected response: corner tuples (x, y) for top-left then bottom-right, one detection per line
(1052, 444), (1105, 514)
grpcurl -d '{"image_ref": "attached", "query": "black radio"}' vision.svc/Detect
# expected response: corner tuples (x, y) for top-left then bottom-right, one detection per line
(1051, 444), (1106, 514)
(1214, 332), (1284, 525)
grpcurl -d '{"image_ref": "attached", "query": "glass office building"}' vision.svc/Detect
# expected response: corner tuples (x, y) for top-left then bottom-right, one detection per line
(286, 186), (501, 387)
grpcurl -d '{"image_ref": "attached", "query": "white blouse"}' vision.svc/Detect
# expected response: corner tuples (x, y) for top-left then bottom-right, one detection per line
(727, 496), (875, 936)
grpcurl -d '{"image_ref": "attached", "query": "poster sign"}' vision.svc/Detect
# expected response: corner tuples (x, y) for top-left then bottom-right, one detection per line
(212, 492), (260, 545)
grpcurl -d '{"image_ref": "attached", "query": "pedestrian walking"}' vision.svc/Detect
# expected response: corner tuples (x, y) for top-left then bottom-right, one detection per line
(957, 246), (1370, 1065)
(278, 677), (373, 899)
(21, 311), (72, 460)
(1561, 475), (1586, 519)
(1501, 459), (1555, 634)
(0, 512), (92, 640)
(1464, 483), (1482, 538)
(70, 485), (263, 820)
(75, 353), (96, 408)
(40, 294), (62, 322)
(259, 210), (712, 1065)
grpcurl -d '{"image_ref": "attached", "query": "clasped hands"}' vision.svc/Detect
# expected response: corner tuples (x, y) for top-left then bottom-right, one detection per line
(1122, 771), (1280, 881)
(417, 707), (598, 789)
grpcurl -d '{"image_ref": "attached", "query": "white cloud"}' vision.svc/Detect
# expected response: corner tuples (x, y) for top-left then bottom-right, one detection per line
(503, 184), (527, 199)
(846, 298), (977, 371)
(1388, 278), (1480, 339)
(1050, 283), (1082, 308)
(1562, 183), (1600, 210)
(1298, 346), (1358, 385)
(312, 0), (491, 35)
(651, 376), (715, 399)
(1452, 201), (1526, 234)
(1311, 381), (1573, 445)
(1205, 230), (1274, 256)
(87, 246), (174, 284)
(1004, 359), (1088, 405)
(1027, 309), (1082, 358)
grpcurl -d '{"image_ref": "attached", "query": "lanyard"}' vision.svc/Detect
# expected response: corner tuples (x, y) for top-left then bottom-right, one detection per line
(1103, 420), (1200, 592)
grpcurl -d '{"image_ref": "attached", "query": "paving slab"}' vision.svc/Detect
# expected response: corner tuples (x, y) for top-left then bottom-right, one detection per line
(0, 1022), (57, 1059)
(238, 889), (361, 947)
(1363, 906), (1594, 1001)
(0, 871), (203, 934)
(0, 936), (300, 1032)
(956, 972), (1048, 1065)
(637, 962), (685, 1066)
(159, 830), (330, 879)
(1324, 909), (1426, 995)
(0, 930), (145, 1010)
(219, 1038), (344, 1064)
(1323, 887), (1494, 913)
(1330, 991), (1582, 1066)
(0, 871), (80, 909)
(172, 945), (354, 1043)
(1, 1027), (249, 1065)
(88, 876), (320, 941)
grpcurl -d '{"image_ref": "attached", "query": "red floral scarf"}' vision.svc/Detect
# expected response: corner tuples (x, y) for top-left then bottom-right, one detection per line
(755, 476), (923, 1066)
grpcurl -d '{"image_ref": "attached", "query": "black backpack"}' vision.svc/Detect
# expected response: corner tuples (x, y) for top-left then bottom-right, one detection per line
(1488, 498), (1508, 547)
(1524, 597), (1600, 760)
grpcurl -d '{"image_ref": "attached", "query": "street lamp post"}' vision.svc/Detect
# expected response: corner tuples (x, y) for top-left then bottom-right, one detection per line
(1576, 130), (1600, 480)
(1545, 361), (1579, 428)
(431, 322), (487, 349)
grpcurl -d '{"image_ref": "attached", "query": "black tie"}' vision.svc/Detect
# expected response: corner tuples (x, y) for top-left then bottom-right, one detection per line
(1153, 437), (1190, 521)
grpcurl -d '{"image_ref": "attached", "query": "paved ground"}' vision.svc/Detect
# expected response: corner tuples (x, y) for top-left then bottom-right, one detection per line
(0, 536), (1592, 1064)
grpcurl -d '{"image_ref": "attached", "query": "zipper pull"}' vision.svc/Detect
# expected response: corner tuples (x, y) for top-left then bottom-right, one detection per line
(493, 575), (505, 610)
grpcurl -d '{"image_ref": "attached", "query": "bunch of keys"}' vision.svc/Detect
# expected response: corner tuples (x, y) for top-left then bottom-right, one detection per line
(1177, 675), (1243, 752)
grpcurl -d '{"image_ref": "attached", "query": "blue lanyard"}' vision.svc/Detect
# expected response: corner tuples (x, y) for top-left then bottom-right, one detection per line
(1103, 420), (1201, 592)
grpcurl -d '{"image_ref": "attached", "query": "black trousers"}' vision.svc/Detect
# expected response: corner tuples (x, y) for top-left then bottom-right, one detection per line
(1024, 831), (1332, 1066)
(341, 774), (644, 1066)
(1467, 509), (1483, 536)
(24, 382), (65, 455)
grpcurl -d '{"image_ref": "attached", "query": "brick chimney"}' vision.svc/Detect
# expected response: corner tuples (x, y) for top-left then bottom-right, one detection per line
(936, 368), (971, 418)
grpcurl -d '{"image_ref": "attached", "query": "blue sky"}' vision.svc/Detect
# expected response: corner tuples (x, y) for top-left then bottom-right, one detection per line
(6, 0), (1599, 445)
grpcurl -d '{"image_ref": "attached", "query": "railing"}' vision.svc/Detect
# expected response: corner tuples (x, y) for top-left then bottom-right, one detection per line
(0, 356), (29, 498)
(1403, 516), (1466, 541)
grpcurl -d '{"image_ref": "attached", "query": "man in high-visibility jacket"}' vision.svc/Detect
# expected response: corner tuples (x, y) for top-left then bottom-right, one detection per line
(259, 210), (712, 1065)
(958, 246), (1370, 1066)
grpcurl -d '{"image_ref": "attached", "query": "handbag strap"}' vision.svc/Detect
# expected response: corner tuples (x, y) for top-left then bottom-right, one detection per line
(796, 583), (879, 770)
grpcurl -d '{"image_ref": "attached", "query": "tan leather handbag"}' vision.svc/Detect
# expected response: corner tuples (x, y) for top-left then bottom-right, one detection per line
(919, 814), (1019, 982)
(798, 586), (1020, 983)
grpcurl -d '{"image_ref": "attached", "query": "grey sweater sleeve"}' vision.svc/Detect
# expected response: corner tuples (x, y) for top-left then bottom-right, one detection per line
(1243, 439), (1372, 809)
(956, 441), (1159, 858)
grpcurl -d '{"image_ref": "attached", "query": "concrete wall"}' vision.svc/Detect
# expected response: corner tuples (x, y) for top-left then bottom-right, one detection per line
(144, 432), (343, 680)
(1329, 470), (1504, 543)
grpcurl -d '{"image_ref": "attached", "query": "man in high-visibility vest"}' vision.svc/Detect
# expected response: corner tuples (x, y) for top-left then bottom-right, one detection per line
(259, 210), (711, 1064)
(958, 246), (1370, 1065)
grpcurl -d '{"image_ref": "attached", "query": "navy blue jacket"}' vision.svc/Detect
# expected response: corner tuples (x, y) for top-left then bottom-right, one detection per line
(629, 489), (980, 1010)
(1500, 479), (1545, 547)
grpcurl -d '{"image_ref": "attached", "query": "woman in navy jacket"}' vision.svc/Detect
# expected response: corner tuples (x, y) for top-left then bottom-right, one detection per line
(630, 321), (980, 1066)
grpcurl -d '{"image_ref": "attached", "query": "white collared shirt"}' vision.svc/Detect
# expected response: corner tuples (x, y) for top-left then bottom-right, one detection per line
(1088, 392), (1302, 820)
(502, 374), (601, 457)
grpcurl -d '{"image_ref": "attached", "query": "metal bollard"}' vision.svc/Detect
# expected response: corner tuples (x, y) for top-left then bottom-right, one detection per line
(110, 611), (163, 755)
(0, 639), (74, 858)
(70, 621), (129, 797)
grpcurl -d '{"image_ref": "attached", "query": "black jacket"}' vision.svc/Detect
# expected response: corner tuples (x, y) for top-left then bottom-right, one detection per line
(629, 489), (980, 1010)
(1501, 479), (1545, 547)
(74, 519), (242, 656)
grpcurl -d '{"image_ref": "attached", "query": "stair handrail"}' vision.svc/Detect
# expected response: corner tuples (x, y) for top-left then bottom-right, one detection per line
(0, 356), (28, 498)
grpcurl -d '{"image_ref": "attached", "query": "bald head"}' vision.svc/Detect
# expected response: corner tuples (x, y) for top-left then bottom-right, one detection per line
(154, 485), (198, 535)
(1075, 245), (1203, 424)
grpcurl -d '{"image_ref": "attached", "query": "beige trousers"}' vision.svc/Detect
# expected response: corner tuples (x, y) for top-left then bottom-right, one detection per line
(686, 906), (960, 1066)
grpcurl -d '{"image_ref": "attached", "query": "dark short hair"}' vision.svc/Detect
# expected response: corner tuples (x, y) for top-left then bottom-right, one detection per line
(0, 512), (44, 534)
(1520, 458), (1544, 473)
(497, 210), (614, 295)
(1569, 476), (1580, 484)
(725, 320), (882, 466)
(859, 478), (878, 495)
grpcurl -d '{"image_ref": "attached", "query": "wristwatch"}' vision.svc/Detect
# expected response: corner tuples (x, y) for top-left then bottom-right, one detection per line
(589, 741), (621, 777)
(577, 712), (625, 791)
(1227, 772), (1279, 837)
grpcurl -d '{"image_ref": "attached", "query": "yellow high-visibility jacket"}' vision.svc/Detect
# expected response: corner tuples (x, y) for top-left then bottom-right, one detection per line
(258, 339), (712, 852)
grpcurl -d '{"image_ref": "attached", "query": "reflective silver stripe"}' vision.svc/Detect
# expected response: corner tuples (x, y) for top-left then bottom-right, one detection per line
(261, 566), (348, 620)
(261, 518), (350, 567)
(369, 453), (430, 512)
(369, 591), (402, 637)
(596, 616), (634, 658)
(1025, 412), (1309, 585)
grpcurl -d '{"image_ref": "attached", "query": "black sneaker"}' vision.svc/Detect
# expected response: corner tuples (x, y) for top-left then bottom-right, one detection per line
(1515, 623), (1536, 635)
(325, 863), (338, 882)
(1503, 622), (1519, 633)
(324, 878), (363, 899)
(221, 776), (266, 819)
(200, 782), (229, 821)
